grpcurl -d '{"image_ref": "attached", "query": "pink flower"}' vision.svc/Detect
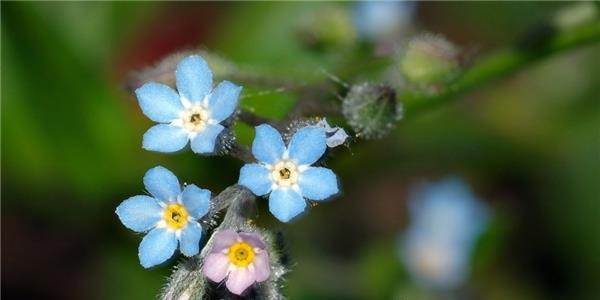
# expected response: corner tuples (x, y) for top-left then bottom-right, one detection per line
(202, 230), (271, 295)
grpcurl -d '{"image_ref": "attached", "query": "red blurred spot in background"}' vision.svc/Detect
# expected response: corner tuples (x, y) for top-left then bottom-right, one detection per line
(113, 3), (224, 81)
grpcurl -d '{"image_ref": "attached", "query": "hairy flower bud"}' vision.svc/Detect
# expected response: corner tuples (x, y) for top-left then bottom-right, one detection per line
(342, 83), (402, 139)
(399, 34), (460, 86)
(553, 2), (597, 30)
(214, 126), (237, 156)
(296, 6), (357, 51)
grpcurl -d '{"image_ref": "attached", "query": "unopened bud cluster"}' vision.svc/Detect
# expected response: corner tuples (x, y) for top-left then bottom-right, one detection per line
(342, 83), (403, 140)
(296, 6), (357, 51)
(399, 34), (461, 86)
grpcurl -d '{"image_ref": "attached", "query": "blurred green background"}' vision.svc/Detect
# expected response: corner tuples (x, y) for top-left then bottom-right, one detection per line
(2, 2), (599, 300)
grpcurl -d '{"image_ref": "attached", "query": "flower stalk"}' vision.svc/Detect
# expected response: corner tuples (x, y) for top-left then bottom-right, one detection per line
(162, 185), (287, 299)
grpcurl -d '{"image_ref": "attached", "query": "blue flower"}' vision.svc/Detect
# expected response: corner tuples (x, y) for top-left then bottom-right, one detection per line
(399, 177), (489, 290)
(238, 124), (339, 222)
(116, 166), (211, 268)
(353, 0), (416, 42)
(135, 55), (242, 154)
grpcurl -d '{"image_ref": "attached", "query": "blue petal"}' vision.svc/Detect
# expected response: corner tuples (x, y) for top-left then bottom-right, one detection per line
(252, 124), (285, 165)
(208, 80), (242, 123)
(409, 177), (489, 246)
(143, 166), (181, 203)
(176, 55), (212, 103)
(181, 184), (211, 219)
(116, 195), (162, 232)
(269, 188), (306, 222)
(238, 163), (272, 196)
(179, 221), (203, 257)
(298, 167), (339, 201)
(135, 82), (183, 123)
(138, 227), (178, 268)
(190, 124), (224, 154)
(287, 126), (327, 165)
(142, 124), (189, 153)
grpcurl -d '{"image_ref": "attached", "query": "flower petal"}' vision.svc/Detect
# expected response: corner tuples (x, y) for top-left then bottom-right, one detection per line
(210, 229), (240, 253)
(208, 80), (242, 123)
(287, 126), (327, 165)
(268, 188), (306, 222)
(252, 124), (285, 165)
(143, 166), (181, 203)
(115, 195), (162, 232)
(135, 82), (183, 123)
(142, 124), (189, 153)
(238, 164), (272, 196)
(239, 232), (267, 250)
(298, 167), (339, 201)
(203, 253), (231, 283)
(226, 268), (255, 295)
(252, 251), (271, 282)
(181, 184), (211, 219)
(190, 124), (224, 154)
(179, 221), (203, 257)
(325, 127), (349, 148)
(138, 227), (177, 268)
(176, 55), (212, 103)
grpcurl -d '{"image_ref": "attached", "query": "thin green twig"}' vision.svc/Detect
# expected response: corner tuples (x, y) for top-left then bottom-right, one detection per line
(403, 21), (600, 117)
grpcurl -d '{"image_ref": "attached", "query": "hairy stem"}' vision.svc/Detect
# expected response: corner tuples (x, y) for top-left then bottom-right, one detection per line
(287, 82), (343, 119)
(238, 110), (277, 128)
(228, 142), (256, 163)
(161, 185), (256, 300)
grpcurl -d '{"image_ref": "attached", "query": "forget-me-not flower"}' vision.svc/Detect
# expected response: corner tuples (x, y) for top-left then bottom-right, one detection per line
(135, 55), (242, 154)
(116, 166), (211, 268)
(353, 0), (416, 42)
(400, 177), (489, 290)
(203, 230), (271, 295)
(238, 124), (339, 222)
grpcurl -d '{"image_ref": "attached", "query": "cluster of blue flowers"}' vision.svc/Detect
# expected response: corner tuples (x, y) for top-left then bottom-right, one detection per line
(116, 55), (340, 268)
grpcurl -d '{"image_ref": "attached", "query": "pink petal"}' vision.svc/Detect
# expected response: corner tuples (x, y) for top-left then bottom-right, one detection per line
(252, 251), (271, 282)
(211, 230), (240, 253)
(239, 232), (267, 250)
(225, 267), (256, 295)
(202, 253), (231, 283)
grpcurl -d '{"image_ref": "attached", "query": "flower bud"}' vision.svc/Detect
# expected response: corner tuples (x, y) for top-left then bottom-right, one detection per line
(553, 2), (597, 30)
(399, 34), (460, 86)
(214, 126), (237, 156)
(296, 6), (357, 51)
(342, 83), (402, 139)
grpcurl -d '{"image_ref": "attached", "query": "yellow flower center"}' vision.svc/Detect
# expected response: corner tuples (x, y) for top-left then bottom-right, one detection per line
(182, 106), (209, 132)
(190, 113), (203, 124)
(279, 168), (291, 179)
(415, 245), (450, 278)
(164, 203), (189, 229)
(227, 242), (255, 267)
(270, 160), (299, 187)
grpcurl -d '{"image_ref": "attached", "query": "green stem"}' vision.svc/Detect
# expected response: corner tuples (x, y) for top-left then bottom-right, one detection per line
(403, 21), (600, 116)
